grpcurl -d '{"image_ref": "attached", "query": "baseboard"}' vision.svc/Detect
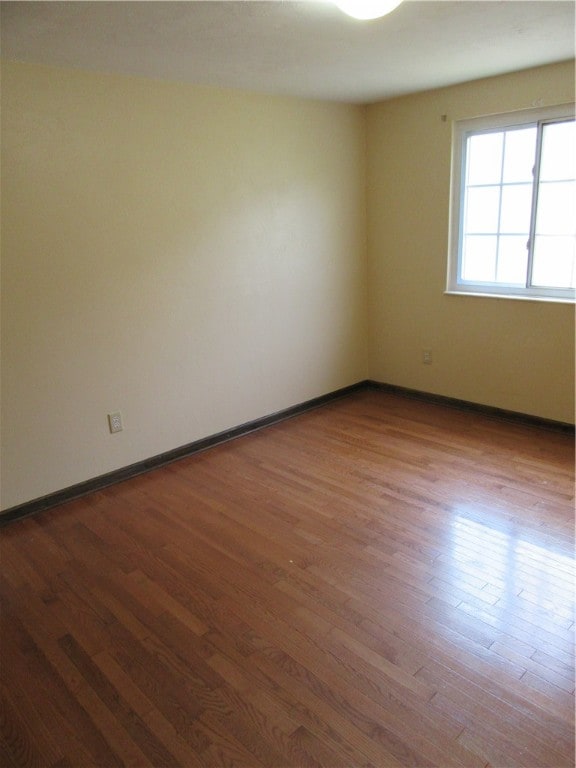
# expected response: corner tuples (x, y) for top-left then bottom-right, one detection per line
(365, 380), (576, 434)
(2, 378), (572, 527)
(0, 381), (366, 527)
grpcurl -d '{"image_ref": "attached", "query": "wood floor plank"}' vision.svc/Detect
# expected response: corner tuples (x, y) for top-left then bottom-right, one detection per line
(0, 685), (62, 768)
(93, 652), (208, 768)
(415, 659), (574, 752)
(1, 605), (124, 766)
(58, 633), (179, 767)
(1, 390), (573, 767)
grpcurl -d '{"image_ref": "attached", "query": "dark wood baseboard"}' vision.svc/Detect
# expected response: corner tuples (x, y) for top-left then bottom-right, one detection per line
(2, 379), (572, 527)
(0, 382), (366, 527)
(365, 380), (576, 434)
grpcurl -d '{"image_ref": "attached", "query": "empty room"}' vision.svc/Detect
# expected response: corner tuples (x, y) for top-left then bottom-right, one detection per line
(1, 1), (574, 766)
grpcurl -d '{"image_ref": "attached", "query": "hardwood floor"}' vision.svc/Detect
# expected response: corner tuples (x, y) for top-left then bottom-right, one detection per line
(1, 390), (574, 768)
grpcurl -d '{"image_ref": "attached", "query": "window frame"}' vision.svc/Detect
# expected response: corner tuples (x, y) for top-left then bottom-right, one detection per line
(447, 103), (576, 302)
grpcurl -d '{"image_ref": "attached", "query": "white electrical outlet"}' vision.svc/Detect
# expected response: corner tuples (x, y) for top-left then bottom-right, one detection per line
(423, 350), (432, 365)
(108, 411), (123, 433)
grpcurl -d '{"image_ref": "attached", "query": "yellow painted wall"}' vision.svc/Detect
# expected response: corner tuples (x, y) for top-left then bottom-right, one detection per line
(367, 61), (575, 423)
(2, 59), (574, 511)
(1, 62), (368, 510)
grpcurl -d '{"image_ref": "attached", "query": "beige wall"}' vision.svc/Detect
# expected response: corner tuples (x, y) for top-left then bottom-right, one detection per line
(366, 61), (575, 424)
(2, 59), (574, 511)
(1, 62), (368, 510)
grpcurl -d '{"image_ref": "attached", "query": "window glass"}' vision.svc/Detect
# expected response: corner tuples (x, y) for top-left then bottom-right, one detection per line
(466, 132), (503, 185)
(496, 236), (528, 285)
(464, 186), (500, 233)
(449, 105), (575, 301)
(535, 180), (576, 236)
(499, 184), (532, 234)
(540, 121), (575, 181)
(462, 235), (497, 282)
(532, 236), (576, 289)
(502, 127), (537, 183)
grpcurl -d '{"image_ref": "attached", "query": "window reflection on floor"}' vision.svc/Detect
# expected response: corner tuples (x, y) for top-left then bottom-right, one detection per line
(450, 514), (575, 626)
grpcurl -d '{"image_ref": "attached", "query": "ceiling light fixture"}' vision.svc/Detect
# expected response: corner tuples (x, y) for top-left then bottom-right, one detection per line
(335, 0), (404, 21)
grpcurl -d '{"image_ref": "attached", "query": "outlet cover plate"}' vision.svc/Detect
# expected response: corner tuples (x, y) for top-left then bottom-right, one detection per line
(108, 411), (123, 433)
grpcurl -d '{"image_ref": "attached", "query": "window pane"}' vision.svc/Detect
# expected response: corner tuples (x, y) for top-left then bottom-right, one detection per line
(464, 186), (500, 233)
(462, 235), (497, 282)
(499, 184), (532, 234)
(496, 236), (528, 284)
(502, 127), (537, 183)
(540, 120), (576, 182)
(453, 108), (575, 299)
(532, 235), (575, 289)
(466, 132), (503, 186)
(536, 180), (576, 236)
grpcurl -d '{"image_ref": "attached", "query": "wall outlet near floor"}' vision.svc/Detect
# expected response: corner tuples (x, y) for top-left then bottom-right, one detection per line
(108, 411), (123, 433)
(422, 350), (432, 365)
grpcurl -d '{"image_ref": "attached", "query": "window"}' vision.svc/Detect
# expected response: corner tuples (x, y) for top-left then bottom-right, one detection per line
(447, 104), (575, 301)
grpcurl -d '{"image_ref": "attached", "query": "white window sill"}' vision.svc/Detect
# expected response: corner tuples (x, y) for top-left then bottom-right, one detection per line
(444, 290), (575, 304)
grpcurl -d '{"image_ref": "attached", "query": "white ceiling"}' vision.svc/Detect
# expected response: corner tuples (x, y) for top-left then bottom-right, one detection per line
(1, 0), (574, 104)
